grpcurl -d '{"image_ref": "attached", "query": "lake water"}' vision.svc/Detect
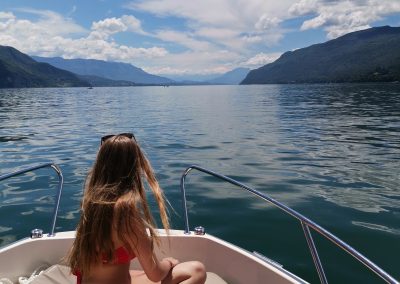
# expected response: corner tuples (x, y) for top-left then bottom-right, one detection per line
(0, 84), (399, 283)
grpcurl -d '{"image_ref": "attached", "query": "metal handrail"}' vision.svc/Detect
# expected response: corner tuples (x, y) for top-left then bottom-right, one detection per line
(0, 162), (64, 237)
(180, 165), (398, 284)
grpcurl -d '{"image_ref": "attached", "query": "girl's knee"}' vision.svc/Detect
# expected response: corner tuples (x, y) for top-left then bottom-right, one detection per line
(192, 261), (205, 273)
(166, 261), (206, 284)
(189, 261), (206, 282)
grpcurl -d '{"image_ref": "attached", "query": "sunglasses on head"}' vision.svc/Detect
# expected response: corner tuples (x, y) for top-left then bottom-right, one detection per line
(101, 133), (136, 145)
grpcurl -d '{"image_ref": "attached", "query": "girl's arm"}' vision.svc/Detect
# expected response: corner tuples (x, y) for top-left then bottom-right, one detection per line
(129, 223), (179, 282)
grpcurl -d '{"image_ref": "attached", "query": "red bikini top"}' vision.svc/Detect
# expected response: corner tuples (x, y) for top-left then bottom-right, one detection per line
(104, 246), (135, 264)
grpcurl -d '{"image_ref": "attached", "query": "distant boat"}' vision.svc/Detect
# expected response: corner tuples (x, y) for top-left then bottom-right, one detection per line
(88, 86), (93, 89)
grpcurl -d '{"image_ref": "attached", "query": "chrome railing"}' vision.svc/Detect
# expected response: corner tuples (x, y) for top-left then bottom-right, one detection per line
(0, 162), (64, 237)
(180, 165), (398, 284)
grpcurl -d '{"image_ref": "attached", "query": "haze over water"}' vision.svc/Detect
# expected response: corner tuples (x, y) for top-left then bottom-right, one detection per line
(0, 84), (399, 283)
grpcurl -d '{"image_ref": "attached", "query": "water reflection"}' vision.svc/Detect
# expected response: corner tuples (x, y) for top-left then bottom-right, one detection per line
(352, 221), (400, 236)
(273, 84), (400, 213)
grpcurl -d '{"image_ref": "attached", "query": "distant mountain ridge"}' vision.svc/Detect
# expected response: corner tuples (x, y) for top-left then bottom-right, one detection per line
(77, 75), (137, 87)
(242, 26), (400, 84)
(0, 46), (89, 88)
(32, 56), (174, 85)
(207, 67), (250, 84)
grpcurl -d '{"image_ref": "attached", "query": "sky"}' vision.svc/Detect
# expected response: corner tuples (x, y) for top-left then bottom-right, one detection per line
(0, 0), (399, 80)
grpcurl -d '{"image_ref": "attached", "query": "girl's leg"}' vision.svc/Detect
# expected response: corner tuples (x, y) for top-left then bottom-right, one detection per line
(161, 261), (206, 284)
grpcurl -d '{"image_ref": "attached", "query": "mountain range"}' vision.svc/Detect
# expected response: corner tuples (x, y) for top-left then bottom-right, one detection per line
(1, 26), (399, 88)
(207, 68), (250, 84)
(242, 26), (400, 84)
(32, 56), (174, 85)
(32, 56), (249, 85)
(0, 46), (89, 88)
(0, 46), (247, 88)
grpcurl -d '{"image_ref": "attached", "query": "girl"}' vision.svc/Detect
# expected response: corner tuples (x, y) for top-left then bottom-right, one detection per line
(67, 133), (206, 284)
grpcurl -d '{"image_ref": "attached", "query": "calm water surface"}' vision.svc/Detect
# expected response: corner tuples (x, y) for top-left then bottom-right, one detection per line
(0, 84), (399, 283)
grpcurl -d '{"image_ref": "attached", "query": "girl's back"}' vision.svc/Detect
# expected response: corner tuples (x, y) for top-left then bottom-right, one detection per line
(67, 134), (206, 284)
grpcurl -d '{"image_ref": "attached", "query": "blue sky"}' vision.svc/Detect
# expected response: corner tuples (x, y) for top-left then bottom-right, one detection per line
(0, 0), (399, 80)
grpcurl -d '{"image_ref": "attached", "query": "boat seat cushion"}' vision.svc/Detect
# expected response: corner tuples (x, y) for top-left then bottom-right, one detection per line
(206, 272), (228, 284)
(29, 265), (227, 284)
(29, 265), (74, 283)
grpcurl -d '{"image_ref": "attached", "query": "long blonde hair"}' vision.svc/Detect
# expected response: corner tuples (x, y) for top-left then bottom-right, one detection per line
(67, 135), (169, 276)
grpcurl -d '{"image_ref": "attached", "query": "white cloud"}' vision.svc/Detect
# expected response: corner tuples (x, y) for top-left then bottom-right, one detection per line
(154, 30), (212, 51)
(121, 15), (143, 33)
(242, 35), (263, 44)
(90, 15), (146, 40)
(143, 66), (188, 75)
(290, 0), (400, 38)
(0, 11), (15, 20)
(35, 37), (167, 61)
(123, 0), (300, 74)
(127, 1), (241, 27)
(121, 1), (296, 77)
(92, 17), (127, 34)
(289, 0), (318, 16)
(242, 52), (282, 67)
(140, 49), (240, 76)
(0, 12), (15, 31)
(14, 8), (86, 36)
(68, 5), (77, 17)
(90, 17), (127, 39)
(255, 15), (281, 30)
(0, 11), (166, 62)
(127, 0), (294, 50)
(144, 65), (231, 76)
(35, 37), (167, 62)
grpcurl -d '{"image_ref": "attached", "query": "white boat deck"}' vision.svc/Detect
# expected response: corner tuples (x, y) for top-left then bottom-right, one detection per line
(0, 230), (307, 284)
